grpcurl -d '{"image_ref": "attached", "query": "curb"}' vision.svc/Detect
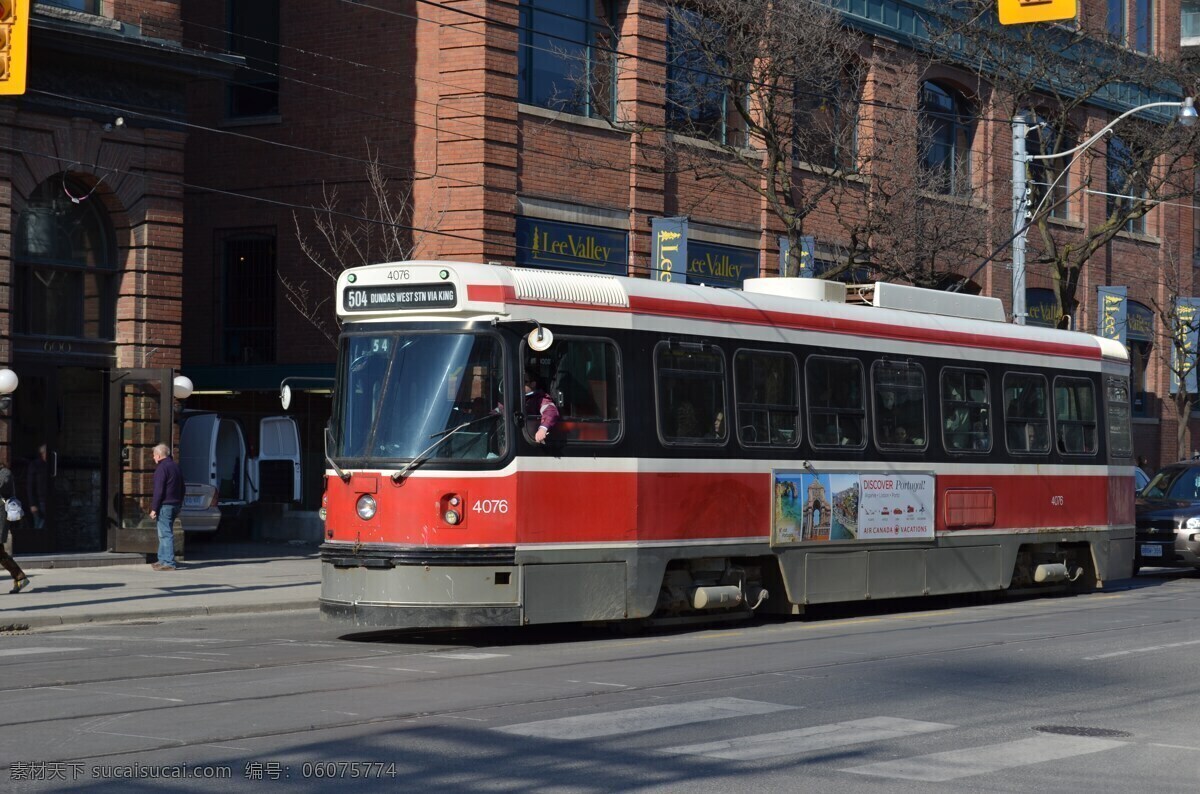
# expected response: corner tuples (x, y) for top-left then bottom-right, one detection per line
(0, 600), (318, 632)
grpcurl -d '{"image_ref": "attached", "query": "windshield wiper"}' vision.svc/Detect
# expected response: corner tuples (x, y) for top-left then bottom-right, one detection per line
(325, 425), (351, 482)
(391, 412), (500, 483)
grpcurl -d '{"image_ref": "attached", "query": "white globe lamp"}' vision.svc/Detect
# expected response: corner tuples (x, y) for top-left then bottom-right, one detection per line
(173, 375), (194, 400)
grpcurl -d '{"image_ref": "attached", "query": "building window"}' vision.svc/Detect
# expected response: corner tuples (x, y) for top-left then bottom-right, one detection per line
(1194, 172), (1200, 262)
(919, 81), (974, 196)
(1026, 115), (1071, 219)
(1134, 0), (1154, 52)
(223, 235), (276, 364)
(518, 0), (614, 119)
(227, 0), (280, 118)
(1107, 134), (1148, 234)
(795, 73), (859, 171)
(666, 8), (744, 146)
(1185, 0), (1200, 39)
(13, 174), (116, 340)
(1127, 301), (1154, 416)
(1109, 0), (1155, 50)
(1107, 0), (1127, 40)
(39, 0), (100, 12)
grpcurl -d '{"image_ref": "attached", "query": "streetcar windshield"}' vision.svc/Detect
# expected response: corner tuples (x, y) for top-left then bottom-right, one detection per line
(334, 332), (507, 462)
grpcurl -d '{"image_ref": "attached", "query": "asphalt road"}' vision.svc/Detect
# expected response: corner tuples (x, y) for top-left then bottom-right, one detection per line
(4, 569), (1200, 792)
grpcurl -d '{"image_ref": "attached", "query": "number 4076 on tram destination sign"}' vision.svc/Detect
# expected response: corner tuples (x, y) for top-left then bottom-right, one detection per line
(998, 0), (1076, 25)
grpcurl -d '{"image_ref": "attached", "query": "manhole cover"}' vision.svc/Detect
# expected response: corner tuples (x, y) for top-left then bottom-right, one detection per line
(1033, 725), (1131, 738)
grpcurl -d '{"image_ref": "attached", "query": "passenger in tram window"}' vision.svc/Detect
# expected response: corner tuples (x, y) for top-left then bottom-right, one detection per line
(524, 371), (560, 444)
(708, 411), (726, 439)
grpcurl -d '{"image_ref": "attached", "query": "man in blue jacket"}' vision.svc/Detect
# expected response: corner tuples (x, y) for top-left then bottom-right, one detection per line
(149, 444), (184, 571)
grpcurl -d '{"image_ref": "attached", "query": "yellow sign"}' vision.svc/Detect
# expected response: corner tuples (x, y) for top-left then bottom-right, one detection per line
(998, 0), (1077, 25)
(0, 0), (29, 96)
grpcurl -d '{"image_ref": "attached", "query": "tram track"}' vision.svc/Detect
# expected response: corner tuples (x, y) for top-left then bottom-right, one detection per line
(1, 590), (1195, 768)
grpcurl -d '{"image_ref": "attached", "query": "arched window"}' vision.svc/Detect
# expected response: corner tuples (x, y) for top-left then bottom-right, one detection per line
(13, 174), (116, 340)
(1026, 115), (1072, 219)
(919, 81), (974, 195)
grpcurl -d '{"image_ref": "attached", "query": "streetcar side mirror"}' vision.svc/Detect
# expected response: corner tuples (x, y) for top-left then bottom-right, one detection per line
(280, 383), (292, 411)
(527, 326), (554, 352)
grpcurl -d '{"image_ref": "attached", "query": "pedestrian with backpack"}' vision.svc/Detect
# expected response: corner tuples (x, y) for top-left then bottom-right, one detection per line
(0, 458), (30, 594)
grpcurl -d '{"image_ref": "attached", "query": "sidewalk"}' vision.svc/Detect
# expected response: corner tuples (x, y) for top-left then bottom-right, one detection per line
(0, 542), (321, 631)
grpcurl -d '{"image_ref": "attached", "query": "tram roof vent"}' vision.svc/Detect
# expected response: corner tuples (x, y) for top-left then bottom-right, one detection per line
(742, 278), (846, 303)
(871, 282), (1007, 322)
(509, 267), (629, 308)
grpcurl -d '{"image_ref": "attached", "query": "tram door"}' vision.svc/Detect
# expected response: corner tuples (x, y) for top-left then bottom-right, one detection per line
(105, 369), (174, 553)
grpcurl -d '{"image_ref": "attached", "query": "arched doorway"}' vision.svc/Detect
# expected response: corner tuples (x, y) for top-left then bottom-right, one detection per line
(11, 174), (118, 552)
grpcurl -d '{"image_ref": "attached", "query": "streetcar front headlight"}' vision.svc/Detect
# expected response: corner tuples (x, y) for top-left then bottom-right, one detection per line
(356, 494), (377, 520)
(444, 510), (461, 525)
(318, 507), (328, 521)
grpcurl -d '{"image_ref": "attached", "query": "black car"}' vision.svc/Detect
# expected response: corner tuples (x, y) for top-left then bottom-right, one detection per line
(1135, 463), (1200, 572)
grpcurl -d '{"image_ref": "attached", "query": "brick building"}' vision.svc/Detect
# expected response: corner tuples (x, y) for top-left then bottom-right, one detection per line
(0, 1), (233, 552)
(179, 0), (1199, 515)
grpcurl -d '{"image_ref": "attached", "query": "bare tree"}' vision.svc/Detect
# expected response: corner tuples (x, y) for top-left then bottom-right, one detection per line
(1150, 246), (1200, 459)
(924, 2), (1200, 326)
(283, 146), (441, 345)
(562, 0), (864, 276)
(831, 69), (1007, 289)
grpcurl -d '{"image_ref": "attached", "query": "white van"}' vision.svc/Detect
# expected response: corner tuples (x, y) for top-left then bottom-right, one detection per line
(178, 412), (302, 532)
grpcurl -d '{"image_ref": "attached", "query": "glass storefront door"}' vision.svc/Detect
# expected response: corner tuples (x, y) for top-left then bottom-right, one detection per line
(105, 369), (174, 553)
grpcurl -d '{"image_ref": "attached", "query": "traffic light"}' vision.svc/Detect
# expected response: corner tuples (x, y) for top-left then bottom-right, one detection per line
(998, 0), (1077, 25)
(0, 0), (29, 96)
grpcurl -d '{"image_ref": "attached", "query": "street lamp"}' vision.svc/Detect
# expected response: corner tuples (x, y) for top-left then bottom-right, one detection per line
(1011, 98), (1197, 325)
(0, 368), (16, 414)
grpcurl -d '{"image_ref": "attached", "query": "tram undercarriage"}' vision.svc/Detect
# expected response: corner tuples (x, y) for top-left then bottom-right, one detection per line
(319, 530), (1134, 629)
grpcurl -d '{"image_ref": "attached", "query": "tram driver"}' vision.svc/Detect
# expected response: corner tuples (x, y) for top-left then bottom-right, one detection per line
(524, 370), (560, 444)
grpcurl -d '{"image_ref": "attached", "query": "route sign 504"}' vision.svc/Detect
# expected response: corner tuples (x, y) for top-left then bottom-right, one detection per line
(342, 283), (457, 312)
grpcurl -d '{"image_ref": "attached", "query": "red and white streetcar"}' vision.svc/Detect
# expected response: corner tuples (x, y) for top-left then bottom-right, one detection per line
(316, 261), (1135, 628)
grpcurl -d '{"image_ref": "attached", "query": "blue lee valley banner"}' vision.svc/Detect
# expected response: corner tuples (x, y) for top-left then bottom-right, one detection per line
(515, 217), (627, 275)
(1172, 298), (1200, 394)
(1097, 286), (1128, 346)
(652, 217), (688, 283)
(690, 241), (758, 288)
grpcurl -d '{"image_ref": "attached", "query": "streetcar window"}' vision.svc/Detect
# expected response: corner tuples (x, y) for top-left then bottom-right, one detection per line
(1105, 376), (1133, 458)
(1003, 373), (1050, 454)
(872, 360), (927, 451)
(941, 367), (991, 453)
(655, 342), (727, 445)
(1054, 377), (1098, 455)
(337, 335), (393, 458)
(335, 333), (507, 462)
(523, 337), (622, 443)
(734, 350), (800, 447)
(806, 356), (866, 449)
